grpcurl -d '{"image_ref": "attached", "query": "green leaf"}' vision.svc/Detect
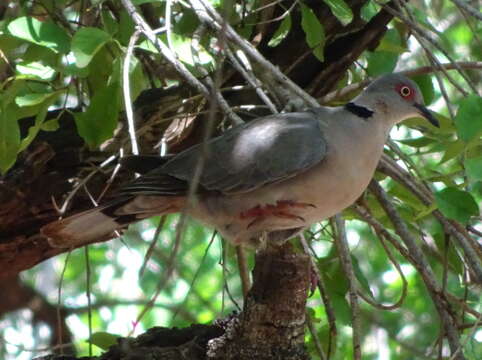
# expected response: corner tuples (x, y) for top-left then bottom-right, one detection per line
(397, 136), (435, 148)
(101, 9), (119, 35)
(118, 10), (136, 46)
(88, 331), (119, 350)
(433, 231), (464, 275)
(414, 203), (438, 220)
(352, 255), (373, 298)
(413, 74), (435, 105)
(454, 95), (482, 142)
(330, 292), (351, 325)
(366, 51), (398, 77)
(16, 61), (56, 80)
(440, 140), (465, 163)
(63, 63), (90, 78)
(360, 0), (378, 22)
(138, 39), (158, 54)
(300, 4), (325, 62)
(6, 16), (70, 53)
(0, 80), (28, 174)
(72, 27), (112, 68)
(322, 0), (353, 26)
(268, 15), (292, 47)
(376, 29), (404, 53)
(465, 156), (482, 182)
(41, 118), (60, 131)
(434, 187), (479, 224)
(0, 105), (21, 174)
(19, 105), (49, 152)
(174, 8), (200, 36)
(388, 182), (425, 211)
(15, 92), (55, 107)
(15, 89), (63, 152)
(74, 81), (121, 148)
(127, 57), (148, 102)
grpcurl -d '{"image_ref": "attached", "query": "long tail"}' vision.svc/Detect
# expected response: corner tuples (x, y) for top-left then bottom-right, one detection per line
(41, 196), (182, 248)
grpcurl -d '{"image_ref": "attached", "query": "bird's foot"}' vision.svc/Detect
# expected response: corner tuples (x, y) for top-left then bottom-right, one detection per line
(240, 200), (315, 229)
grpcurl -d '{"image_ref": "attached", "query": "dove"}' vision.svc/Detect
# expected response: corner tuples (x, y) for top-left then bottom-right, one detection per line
(42, 74), (438, 248)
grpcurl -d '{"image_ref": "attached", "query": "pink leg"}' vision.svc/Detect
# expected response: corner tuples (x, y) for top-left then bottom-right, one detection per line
(240, 200), (316, 228)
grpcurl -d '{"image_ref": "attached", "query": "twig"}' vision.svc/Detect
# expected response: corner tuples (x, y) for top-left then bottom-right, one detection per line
(450, 0), (482, 21)
(333, 215), (361, 360)
(300, 233), (337, 359)
(130, 214), (183, 335)
(56, 251), (71, 353)
(165, 0), (175, 52)
(123, 28), (141, 156)
(120, 0), (243, 125)
(401, 61), (482, 77)
(369, 180), (465, 360)
(248, 0), (299, 26)
(320, 61), (482, 104)
(353, 203), (409, 310)
(225, 46), (278, 113)
(138, 216), (166, 277)
(235, 246), (251, 298)
(172, 231), (217, 321)
(189, 0), (320, 107)
(220, 239), (242, 311)
(306, 310), (327, 360)
(84, 245), (93, 356)
(378, 156), (482, 284)
(448, 311), (482, 360)
(58, 170), (99, 214)
(380, 0), (476, 95)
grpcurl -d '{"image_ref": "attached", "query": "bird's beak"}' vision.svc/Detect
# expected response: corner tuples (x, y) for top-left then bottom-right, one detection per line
(413, 103), (439, 127)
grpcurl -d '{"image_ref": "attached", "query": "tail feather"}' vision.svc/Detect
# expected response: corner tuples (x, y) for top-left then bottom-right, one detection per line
(42, 205), (124, 248)
(41, 196), (183, 248)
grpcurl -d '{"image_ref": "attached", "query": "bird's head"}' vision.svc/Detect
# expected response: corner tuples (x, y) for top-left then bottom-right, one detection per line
(358, 73), (439, 128)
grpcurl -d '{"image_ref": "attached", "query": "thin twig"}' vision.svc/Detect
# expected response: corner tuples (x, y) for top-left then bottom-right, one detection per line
(84, 245), (92, 356)
(225, 46), (278, 113)
(123, 28), (141, 156)
(120, 0), (243, 125)
(353, 203), (409, 310)
(189, 0), (319, 107)
(56, 251), (71, 353)
(369, 180), (465, 360)
(333, 215), (361, 360)
(130, 215), (183, 335)
(300, 234), (337, 360)
(139, 216), (166, 277)
(380, 0), (476, 95)
(450, 0), (482, 21)
(448, 311), (482, 360)
(172, 231), (217, 321)
(320, 61), (482, 104)
(235, 246), (251, 298)
(306, 310), (327, 360)
(378, 156), (482, 284)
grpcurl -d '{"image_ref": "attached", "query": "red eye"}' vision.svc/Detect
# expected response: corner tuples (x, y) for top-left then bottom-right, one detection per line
(400, 86), (411, 97)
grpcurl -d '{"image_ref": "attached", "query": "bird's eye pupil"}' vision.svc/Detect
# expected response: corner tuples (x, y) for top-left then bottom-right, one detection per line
(401, 86), (411, 97)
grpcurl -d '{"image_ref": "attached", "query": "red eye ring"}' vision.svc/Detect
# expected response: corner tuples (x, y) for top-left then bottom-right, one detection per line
(400, 86), (412, 97)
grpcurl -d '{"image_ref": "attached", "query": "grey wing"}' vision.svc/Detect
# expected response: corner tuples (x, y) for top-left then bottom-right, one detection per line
(160, 110), (328, 194)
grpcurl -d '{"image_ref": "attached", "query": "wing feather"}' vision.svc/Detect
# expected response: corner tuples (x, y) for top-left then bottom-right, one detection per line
(119, 109), (327, 196)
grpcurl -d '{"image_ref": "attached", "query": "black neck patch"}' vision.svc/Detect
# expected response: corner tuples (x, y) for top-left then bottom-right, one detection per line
(345, 102), (374, 119)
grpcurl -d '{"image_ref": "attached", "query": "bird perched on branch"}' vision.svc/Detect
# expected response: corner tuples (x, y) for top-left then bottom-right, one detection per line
(42, 74), (438, 248)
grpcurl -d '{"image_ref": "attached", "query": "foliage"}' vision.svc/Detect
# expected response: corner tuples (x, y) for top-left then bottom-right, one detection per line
(0, 0), (481, 359)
